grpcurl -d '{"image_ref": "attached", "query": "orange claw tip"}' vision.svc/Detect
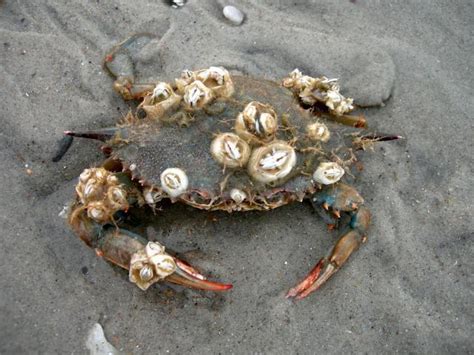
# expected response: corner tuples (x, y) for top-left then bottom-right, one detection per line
(166, 266), (233, 292)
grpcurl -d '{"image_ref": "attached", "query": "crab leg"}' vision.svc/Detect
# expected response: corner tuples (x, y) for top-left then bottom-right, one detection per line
(70, 208), (232, 292)
(287, 184), (370, 300)
(103, 33), (158, 100)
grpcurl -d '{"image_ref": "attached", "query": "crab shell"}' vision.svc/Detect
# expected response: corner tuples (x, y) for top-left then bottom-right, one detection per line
(106, 76), (358, 212)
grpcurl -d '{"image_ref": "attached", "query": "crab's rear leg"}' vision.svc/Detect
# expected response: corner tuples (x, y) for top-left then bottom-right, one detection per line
(69, 167), (232, 292)
(287, 183), (370, 300)
(104, 33), (158, 100)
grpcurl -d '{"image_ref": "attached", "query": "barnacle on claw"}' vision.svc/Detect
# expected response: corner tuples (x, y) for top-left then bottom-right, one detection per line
(129, 242), (177, 290)
(67, 36), (401, 301)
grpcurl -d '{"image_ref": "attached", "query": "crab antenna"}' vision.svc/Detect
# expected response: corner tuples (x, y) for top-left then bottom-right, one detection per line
(64, 127), (124, 142)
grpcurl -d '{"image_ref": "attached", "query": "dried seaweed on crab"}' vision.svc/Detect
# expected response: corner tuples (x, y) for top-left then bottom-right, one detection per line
(63, 34), (401, 300)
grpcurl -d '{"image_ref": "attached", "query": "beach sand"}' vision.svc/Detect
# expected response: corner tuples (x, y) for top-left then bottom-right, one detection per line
(0, 0), (472, 353)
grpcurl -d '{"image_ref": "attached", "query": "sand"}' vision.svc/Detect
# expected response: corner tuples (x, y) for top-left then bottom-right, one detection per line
(0, 0), (472, 353)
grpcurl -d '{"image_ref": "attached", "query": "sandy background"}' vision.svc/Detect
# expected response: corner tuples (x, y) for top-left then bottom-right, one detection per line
(0, 0), (473, 353)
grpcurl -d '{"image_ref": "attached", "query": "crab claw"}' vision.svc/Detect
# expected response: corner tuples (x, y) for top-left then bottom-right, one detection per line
(69, 210), (232, 292)
(167, 259), (233, 292)
(287, 184), (370, 300)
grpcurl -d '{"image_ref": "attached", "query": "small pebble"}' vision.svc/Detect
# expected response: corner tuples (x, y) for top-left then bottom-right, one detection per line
(223, 5), (244, 25)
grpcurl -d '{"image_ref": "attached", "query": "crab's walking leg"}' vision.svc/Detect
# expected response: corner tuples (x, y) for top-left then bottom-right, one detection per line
(286, 183), (370, 300)
(69, 167), (232, 292)
(103, 33), (158, 100)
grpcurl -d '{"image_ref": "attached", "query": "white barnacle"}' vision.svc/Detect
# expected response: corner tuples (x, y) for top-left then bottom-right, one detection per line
(79, 168), (92, 183)
(248, 141), (297, 183)
(151, 82), (172, 101)
(175, 69), (196, 94)
(230, 188), (247, 204)
(306, 122), (331, 143)
(282, 68), (315, 91)
(313, 162), (345, 185)
(139, 265), (154, 282)
(160, 168), (189, 198)
(210, 133), (251, 168)
(196, 66), (234, 98)
(86, 201), (108, 223)
(235, 101), (278, 144)
(106, 186), (128, 210)
(183, 80), (214, 109)
(259, 149), (289, 170)
(129, 241), (176, 290)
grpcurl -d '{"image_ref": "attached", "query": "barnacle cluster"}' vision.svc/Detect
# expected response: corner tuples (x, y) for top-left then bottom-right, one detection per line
(129, 241), (176, 290)
(283, 69), (354, 116)
(137, 66), (234, 121)
(75, 167), (128, 223)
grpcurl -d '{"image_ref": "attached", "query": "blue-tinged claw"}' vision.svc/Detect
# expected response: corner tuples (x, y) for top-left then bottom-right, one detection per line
(312, 183), (364, 212)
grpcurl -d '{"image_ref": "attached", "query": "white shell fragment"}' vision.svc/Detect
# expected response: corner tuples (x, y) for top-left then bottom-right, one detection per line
(160, 168), (189, 198)
(211, 133), (251, 168)
(129, 241), (177, 290)
(223, 6), (245, 25)
(248, 141), (297, 183)
(306, 122), (331, 142)
(313, 162), (345, 185)
(86, 323), (119, 355)
(230, 188), (247, 204)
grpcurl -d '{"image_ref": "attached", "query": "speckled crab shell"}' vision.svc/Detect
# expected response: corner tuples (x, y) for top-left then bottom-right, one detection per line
(105, 75), (359, 212)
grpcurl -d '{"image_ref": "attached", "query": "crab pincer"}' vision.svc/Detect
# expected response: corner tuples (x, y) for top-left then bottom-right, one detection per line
(68, 167), (232, 293)
(286, 184), (371, 300)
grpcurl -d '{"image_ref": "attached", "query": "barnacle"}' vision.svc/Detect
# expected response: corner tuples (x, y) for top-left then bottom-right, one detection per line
(235, 101), (278, 145)
(137, 82), (182, 120)
(313, 162), (345, 185)
(230, 188), (247, 204)
(160, 168), (189, 198)
(196, 66), (234, 98)
(75, 167), (129, 222)
(129, 241), (177, 290)
(283, 69), (354, 116)
(306, 122), (331, 142)
(210, 133), (251, 168)
(183, 80), (214, 110)
(248, 141), (297, 183)
(175, 69), (196, 94)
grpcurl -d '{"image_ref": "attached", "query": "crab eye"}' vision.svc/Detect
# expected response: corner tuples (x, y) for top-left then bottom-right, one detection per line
(313, 162), (345, 185)
(235, 101), (278, 144)
(160, 168), (189, 198)
(247, 141), (297, 183)
(306, 122), (331, 142)
(211, 133), (251, 168)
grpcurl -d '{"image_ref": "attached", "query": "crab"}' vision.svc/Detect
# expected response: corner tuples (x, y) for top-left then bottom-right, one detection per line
(65, 34), (401, 300)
